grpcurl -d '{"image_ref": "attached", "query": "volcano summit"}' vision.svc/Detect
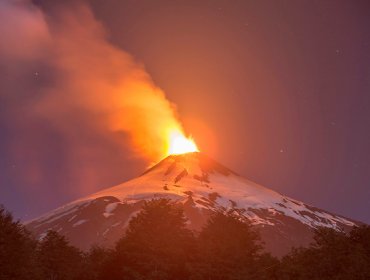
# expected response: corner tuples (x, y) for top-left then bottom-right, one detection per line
(26, 152), (358, 256)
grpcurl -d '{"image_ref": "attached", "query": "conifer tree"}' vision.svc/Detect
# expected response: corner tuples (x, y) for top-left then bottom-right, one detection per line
(36, 230), (83, 280)
(107, 199), (195, 280)
(279, 226), (370, 280)
(196, 211), (266, 280)
(0, 206), (36, 280)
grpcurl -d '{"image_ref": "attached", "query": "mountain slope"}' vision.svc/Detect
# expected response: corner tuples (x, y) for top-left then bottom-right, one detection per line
(26, 152), (358, 256)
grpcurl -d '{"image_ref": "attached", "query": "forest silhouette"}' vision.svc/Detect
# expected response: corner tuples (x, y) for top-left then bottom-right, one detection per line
(1, 199), (369, 280)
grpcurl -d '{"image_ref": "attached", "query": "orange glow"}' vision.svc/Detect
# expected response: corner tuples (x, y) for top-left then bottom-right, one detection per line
(167, 130), (199, 155)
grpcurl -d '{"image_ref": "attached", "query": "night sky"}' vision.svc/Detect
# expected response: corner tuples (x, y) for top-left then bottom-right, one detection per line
(1, 0), (369, 223)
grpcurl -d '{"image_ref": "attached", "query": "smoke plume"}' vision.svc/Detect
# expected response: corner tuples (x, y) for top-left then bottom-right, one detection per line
(2, 0), (184, 161)
(0, 0), (186, 210)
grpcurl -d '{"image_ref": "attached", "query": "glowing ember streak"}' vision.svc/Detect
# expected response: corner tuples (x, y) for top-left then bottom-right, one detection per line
(167, 130), (199, 155)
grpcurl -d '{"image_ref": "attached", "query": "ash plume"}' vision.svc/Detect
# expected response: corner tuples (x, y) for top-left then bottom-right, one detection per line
(0, 0), (185, 201)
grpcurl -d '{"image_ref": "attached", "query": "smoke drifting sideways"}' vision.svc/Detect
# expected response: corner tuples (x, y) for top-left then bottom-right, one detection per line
(0, 0), (187, 211)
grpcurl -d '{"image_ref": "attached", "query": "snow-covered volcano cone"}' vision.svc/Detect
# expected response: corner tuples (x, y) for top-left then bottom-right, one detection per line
(26, 152), (358, 256)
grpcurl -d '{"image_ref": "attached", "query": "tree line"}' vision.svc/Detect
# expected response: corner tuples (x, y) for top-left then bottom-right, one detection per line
(1, 199), (369, 280)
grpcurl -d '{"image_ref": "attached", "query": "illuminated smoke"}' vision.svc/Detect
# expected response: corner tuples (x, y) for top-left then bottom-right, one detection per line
(1, 0), (190, 163)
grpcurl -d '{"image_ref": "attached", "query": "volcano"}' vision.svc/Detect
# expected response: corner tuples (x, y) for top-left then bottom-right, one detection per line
(26, 152), (358, 256)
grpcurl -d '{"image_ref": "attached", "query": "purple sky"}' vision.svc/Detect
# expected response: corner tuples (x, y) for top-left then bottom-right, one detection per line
(1, 0), (369, 223)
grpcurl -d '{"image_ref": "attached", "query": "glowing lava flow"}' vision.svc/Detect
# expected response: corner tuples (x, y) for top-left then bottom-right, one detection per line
(167, 130), (199, 155)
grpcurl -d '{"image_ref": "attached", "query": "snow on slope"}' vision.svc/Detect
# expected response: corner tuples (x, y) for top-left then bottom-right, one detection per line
(28, 152), (355, 230)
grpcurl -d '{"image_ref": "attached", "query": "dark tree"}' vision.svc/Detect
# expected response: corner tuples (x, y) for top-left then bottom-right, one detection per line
(36, 230), (83, 280)
(81, 246), (112, 280)
(349, 225), (370, 257)
(279, 226), (370, 280)
(196, 211), (276, 280)
(103, 199), (196, 280)
(0, 205), (37, 280)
